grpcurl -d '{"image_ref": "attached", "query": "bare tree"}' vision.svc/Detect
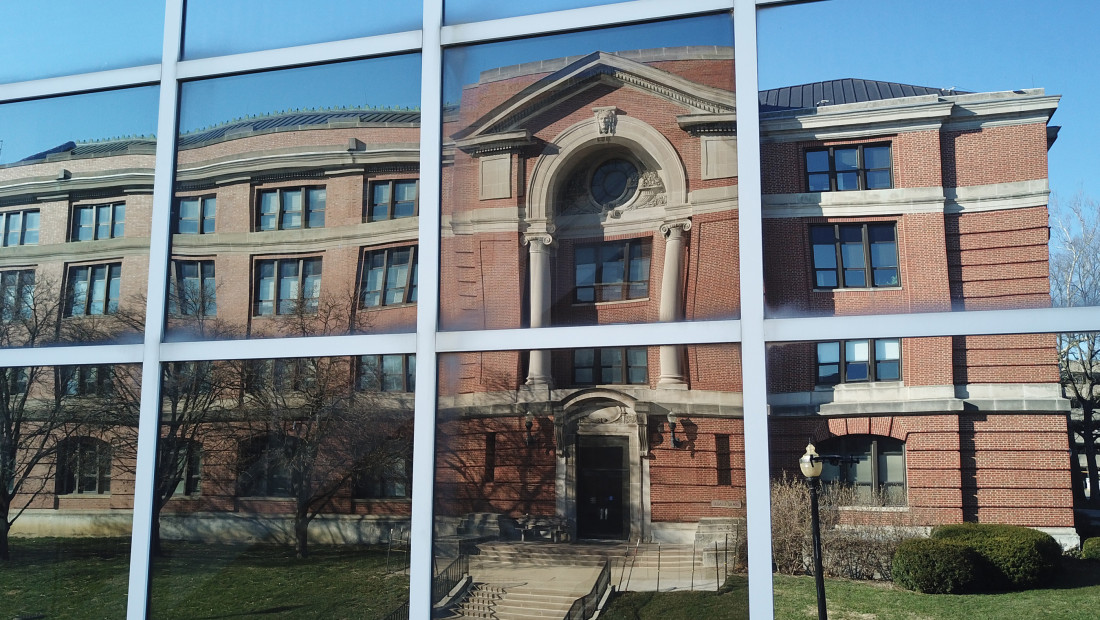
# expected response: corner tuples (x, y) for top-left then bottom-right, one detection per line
(0, 277), (136, 560)
(1050, 193), (1100, 506)
(236, 355), (411, 558)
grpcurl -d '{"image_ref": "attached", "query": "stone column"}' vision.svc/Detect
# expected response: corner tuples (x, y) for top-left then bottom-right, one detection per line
(524, 231), (554, 386)
(658, 220), (691, 388)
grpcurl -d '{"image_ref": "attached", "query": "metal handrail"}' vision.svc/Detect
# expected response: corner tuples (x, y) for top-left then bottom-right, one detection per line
(565, 559), (611, 620)
(432, 552), (470, 602)
(380, 599), (409, 620)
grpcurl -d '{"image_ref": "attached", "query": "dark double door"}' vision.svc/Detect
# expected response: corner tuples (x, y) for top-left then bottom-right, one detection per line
(576, 437), (629, 540)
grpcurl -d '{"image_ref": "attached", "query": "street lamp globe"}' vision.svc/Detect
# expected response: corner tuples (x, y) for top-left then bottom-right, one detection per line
(800, 443), (823, 479)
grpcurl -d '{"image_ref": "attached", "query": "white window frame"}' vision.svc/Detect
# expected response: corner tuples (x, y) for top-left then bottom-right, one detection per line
(0, 2), (1095, 619)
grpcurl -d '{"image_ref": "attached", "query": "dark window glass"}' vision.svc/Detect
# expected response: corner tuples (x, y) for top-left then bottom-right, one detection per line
(257, 188), (325, 231)
(804, 144), (892, 192)
(66, 263), (122, 316)
(716, 434), (732, 486)
(817, 338), (901, 384)
(72, 203), (125, 241)
(810, 224), (899, 289)
(170, 260), (216, 317)
(360, 247), (417, 308)
(357, 354), (415, 392)
(237, 435), (297, 497)
(0, 269), (34, 321)
(818, 435), (906, 506)
(575, 240), (650, 303)
(56, 438), (112, 495)
(254, 258), (321, 316)
(368, 179), (418, 221)
(59, 365), (114, 397)
(574, 347), (647, 385)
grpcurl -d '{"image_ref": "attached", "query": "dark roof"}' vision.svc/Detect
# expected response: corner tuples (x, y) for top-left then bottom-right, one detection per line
(177, 109), (421, 148)
(17, 139), (156, 163)
(758, 78), (968, 112)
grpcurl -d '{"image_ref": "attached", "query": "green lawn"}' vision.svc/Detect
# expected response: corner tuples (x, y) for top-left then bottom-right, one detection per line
(604, 559), (1100, 620)
(0, 538), (410, 620)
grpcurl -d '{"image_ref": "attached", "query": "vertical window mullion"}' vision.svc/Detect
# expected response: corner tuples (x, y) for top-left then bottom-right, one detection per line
(832, 225), (843, 287)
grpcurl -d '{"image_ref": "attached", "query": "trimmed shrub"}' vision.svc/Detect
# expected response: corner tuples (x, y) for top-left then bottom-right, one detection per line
(892, 538), (983, 594)
(931, 523), (1061, 590)
(1083, 537), (1100, 561)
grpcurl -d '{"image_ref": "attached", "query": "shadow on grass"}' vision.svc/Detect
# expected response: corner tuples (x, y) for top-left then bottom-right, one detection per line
(601, 575), (750, 620)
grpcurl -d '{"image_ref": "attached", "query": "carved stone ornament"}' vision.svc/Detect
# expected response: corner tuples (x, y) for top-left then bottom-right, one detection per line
(522, 232), (554, 247)
(594, 107), (618, 135)
(659, 219), (693, 237)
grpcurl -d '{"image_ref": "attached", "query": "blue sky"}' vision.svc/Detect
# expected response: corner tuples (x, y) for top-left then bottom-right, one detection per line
(0, 0), (1096, 200)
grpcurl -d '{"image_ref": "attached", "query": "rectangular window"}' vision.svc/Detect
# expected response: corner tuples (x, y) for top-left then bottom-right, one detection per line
(59, 365), (113, 397)
(574, 347), (647, 385)
(257, 187), (325, 230)
(353, 458), (409, 500)
(368, 179), (418, 221)
(65, 263), (121, 316)
(0, 209), (40, 246)
(170, 260), (216, 316)
(0, 269), (34, 321)
(484, 432), (496, 483)
(357, 354), (416, 392)
(254, 257), (322, 316)
(3, 367), (29, 395)
(575, 239), (650, 303)
(715, 434), (732, 486)
(360, 246), (418, 308)
(806, 144), (892, 192)
(811, 223), (899, 289)
(72, 203), (125, 241)
(816, 338), (901, 385)
(176, 196), (216, 234)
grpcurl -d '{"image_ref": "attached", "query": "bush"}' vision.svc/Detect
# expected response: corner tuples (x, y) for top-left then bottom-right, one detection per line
(931, 523), (1061, 590)
(1082, 537), (1100, 561)
(892, 538), (983, 594)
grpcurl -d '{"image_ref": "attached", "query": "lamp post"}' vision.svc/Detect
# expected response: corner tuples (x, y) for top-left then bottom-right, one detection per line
(799, 443), (827, 620)
(666, 412), (683, 448)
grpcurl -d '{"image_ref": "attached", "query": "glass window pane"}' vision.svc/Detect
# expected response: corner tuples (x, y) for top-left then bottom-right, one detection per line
(182, 0), (421, 59)
(864, 146), (891, 169)
(834, 148), (859, 171)
(806, 150), (830, 173)
(171, 55), (421, 341)
(0, 2), (163, 82)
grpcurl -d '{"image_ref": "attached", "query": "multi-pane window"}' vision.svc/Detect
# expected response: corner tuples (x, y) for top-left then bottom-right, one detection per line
(170, 260), (216, 316)
(176, 196), (216, 234)
(2, 367), (29, 396)
(575, 240), (650, 303)
(173, 441), (202, 497)
(817, 338), (901, 384)
(357, 354), (415, 392)
(56, 437), (112, 495)
(368, 179), (418, 221)
(65, 263), (121, 316)
(72, 203), (125, 241)
(810, 223), (899, 289)
(806, 144), (892, 192)
(0, 269), (34, 321)
(244, 358), (316, 394)
(573, 347), (647, 385)
(0, 209), (40, 246)
(237, 435), (297, 497)
(257, 187), (326, 230)
(59, 365), (114, 397)
(818, 435), (906, 506)
(360, 246), (417, 308)
(716, 434), (733, 486)
(353, 458), (410, 499)
(254, 257), (322, 316)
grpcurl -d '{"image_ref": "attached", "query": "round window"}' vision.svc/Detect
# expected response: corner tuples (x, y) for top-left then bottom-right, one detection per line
(589, 158), (639, 210)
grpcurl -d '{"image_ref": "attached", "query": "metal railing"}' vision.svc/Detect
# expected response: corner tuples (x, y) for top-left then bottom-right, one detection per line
(380, 599), (409, 620)
(565, 559), (611, 620)
(432, 552), (470, 602)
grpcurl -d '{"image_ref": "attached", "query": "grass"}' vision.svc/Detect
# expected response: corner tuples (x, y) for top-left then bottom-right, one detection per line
(0, 538), (410, 620)
(604, 558), (1100, 620)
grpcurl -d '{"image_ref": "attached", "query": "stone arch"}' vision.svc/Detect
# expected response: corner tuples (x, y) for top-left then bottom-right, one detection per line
(525, 115), (688, 226)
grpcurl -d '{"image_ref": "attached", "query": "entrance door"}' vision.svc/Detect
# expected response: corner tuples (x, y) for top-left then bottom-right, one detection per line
(576, 437), (628, 539)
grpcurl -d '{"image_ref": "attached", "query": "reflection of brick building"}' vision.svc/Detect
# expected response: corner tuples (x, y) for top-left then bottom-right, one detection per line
(0, 48), (1075, 546)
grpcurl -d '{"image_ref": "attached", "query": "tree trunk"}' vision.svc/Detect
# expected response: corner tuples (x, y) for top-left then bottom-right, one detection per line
(0, 514), (9, 561)
(295, 511), (309, 559)
(151, 510), (163, 557)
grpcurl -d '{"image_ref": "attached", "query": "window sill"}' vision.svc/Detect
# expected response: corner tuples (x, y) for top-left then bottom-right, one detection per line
(359, 302), (418, 312)
(838, 505), (908, 512)
(812, 287), (902, 293)
(352, 498), (412, 503)
(58, 493), (111, 499)
(572, 297), (650, 307)
(814, 381), (903, 391)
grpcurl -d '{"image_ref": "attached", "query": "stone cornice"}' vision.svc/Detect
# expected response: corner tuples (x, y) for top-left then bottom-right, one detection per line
(0, 169), (155, 205)
(769, 382), (1068, 416)
(0, 238), (147, 268)
(175, 144), (419, 186)
(763, 180), (1048, 218)
(169, 219), (418, 256)
(453, 130), (536, 156)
